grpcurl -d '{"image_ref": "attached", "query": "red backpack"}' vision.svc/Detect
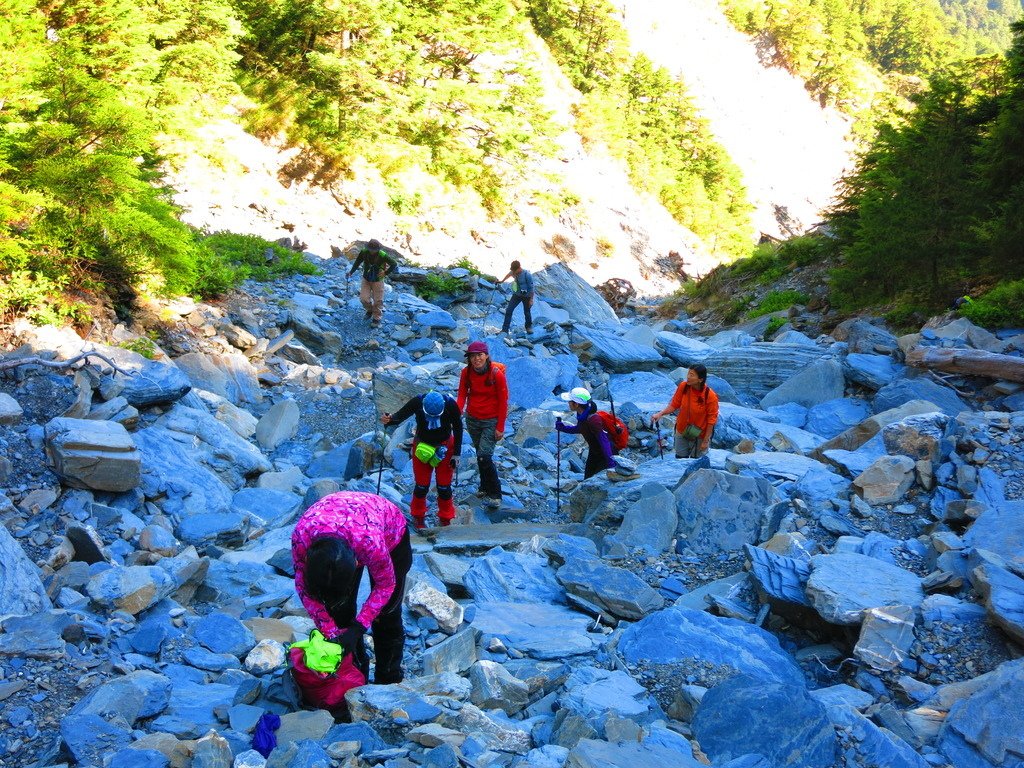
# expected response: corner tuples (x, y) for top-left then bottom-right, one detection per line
(596, 411), (629, 451)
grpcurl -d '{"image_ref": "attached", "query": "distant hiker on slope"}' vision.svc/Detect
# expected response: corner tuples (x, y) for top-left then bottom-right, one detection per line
(457, 341), (508, 509)
(349, 239), (397, 327)
(291, 491), (412, 685)
(651, 364), (719, 458)
(382, 391), (463, 529)
(555, 387), (620, 479)
(498, 259), (535, 335)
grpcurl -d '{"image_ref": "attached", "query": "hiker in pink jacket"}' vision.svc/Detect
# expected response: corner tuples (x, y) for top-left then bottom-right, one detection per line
(291, 491), (412, 684)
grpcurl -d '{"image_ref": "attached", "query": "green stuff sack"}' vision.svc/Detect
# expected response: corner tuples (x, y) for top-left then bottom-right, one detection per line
(682, 424), (702, 440)
(414, 442), (437, 464)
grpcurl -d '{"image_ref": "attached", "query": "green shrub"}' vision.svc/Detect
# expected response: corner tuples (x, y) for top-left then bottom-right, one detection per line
(119, 334), (159, 359)
(416, 273), (465, 302)
(197, 232), (320, 294)
(748, 290), (809, 318)
(764, 316), (788, 337)
(959, 280), (1024, 328)
(777, 234), (832, 267)
(730, 244), (784, 279)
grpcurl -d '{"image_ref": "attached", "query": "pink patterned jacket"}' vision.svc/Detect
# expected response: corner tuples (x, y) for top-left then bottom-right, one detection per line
(291, 492), (408, 634)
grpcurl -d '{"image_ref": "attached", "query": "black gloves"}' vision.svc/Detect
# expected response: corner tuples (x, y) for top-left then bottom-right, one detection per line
(336, 622), (366, 656)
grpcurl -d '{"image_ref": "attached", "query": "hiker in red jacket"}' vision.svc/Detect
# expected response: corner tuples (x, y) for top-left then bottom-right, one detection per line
(457, 341), (508, 508)
(652, 364), (719, 458)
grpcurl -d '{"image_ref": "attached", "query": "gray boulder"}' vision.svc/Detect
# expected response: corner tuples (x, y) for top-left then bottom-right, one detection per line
(844, 353), (904, 390)
(760, 358), (845, 410)
(812, 399), (945, 458)
(963, 500), (1024, 564)
(505, 357), (561, 409)
(0, 392), (23, 424)
(566, 740), (703, 768)
(806, 397), (873, 439)
(573, 326), (663, 372)
(463, 548), (565, 604)
(561, 667), (665, 734)
(470, 601), (599, 659)
(0, 523), (52, 616)
(874, 378), (968, 418)
(714, 403), (825, 454)
(116, 360), (193, 408)
(881, 412), (951, 463)
(86, 565), (177, 615)
(853, 455), (916, 505)
(973, 563), (1024, 645)
(174, 351), (262, 405)
(555, 558), (664, 620)
(158, 404), (271, 488)
(833, 318), (900, 356)
(232, 487), (301, 528)
(745, 544), (812, 607)
(703, 343), (832, 397)
(44, 417), (141, 492)
(692, 675), (837, 768)
(469, 660), (529, 715)
(609, 371), (678, 410)
(655, 332), (712, 367)
(615, 483), (677, 556)
(937, 658), (1024, 768)
(805, 553), (924, 625)
(674, 469), (776, 555)
(534, 262), (618, 326)
(255, 399), (300, 450)
(854, 605), (917, 671)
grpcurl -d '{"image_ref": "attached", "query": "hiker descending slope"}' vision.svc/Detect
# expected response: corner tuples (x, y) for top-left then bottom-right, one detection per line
(498, 259), (535, 335)
(349, 239), (398, 327)
(291, 491), (412, 685)
(555, 387), (618, 479)
(383, 391), (463, 529)
(651, 364), (720, 458)
(457, 341), (508, 509)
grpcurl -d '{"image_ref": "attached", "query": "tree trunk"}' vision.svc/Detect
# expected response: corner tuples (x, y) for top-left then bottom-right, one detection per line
(906, 346), (1024, 383)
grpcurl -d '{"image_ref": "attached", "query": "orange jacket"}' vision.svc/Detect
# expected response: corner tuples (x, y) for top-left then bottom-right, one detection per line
(667, 382), (719, 439)
(457, 362), (509, 433)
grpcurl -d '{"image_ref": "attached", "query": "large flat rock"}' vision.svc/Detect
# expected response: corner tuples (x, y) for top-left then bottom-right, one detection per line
(806, 553), (924, 625)
(470, 602), (599, 659)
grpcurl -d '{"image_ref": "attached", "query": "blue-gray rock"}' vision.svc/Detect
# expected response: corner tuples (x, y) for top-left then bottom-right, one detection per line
(44, 417), (142, 492)
(191, 613), (257, 657)
(148, 668), (239, 738)
(533, 262), (619, 326)
(109, 750), (170, 768)
(86, 565), (176, 615)
(760, 358), (845, 410)
(874, 378), (968, 418)
(573, 326), (663, 372)
(973, 563), (1024, 645)
(565, 739), (704, 768)
(618, 606), (804, 686)
(469, 660), (530, 715)
(173, 351), (262, 406)
(882, 412), (952, 463)
(616, 483), (677, 556)
(0, 523), (51, 617)
(561, 667), (664, 734)
(130, 613), (181, 655)
(74, 670), (172, 725)
(415, 309), (458, 331)
(505, 357), (561, 409)
(555, 558), (663, 620)
(463, 548), (565, 604)
(833, 318), (900, 356)
(693, 675), (836, 768)
(134, 425), (233, 522)
(844, 353), (904, 390)
(118, 360), (193, 407)
(176, 512), (248, 548)
(232, 487), (301, 528)
(963, 500), (1024, 564)
(825, 704), (929, 768)
(806, 553), (924, 625)
(470, 602), (599, 659)
(703, 343), (832, 397)
(422, 742), (460, 768)
(674, 469), (776, 555)
(745, 544), (812, 606)
(421, 627), (479, 675)
(724, 452), (847, 507)
(60, 713), (133, 765)
(322, 722), (388, 754)
(183, 645), (241, 671)
(714, 403), (824, 455)
(540, 534), (600, 567)
(159, 404), (271, 487)
(655, 332), (712, 367)
(766, 402), (808, 428)
(805, 398), (873, 439)
(609, 371), (678, 409)
(937, 658), (1024, 768)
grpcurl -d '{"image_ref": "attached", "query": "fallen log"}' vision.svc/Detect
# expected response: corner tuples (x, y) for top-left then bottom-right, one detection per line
(906, 346), (1024, 383)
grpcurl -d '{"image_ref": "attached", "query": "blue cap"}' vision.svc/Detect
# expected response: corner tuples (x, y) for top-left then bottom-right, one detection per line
(422, 391), (445, 416)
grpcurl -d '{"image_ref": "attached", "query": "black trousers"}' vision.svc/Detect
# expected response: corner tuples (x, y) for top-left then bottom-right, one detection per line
(501, 293), (533, 331)
(326, 527), (412, 684)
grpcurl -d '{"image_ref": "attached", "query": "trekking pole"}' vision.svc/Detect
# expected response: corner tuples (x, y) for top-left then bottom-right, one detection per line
(555, 426), (562, 515)
(376, 417), (389, 495)
(655, 418), (664, 461)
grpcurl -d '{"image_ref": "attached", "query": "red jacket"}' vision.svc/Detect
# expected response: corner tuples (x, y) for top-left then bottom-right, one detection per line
(457, 362), (509, 432)
(667, 382), (719, 440)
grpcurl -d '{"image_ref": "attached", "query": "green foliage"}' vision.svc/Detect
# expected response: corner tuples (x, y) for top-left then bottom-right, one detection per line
(199, 232), (320, 286)
(748, 289), (809, 318)
(416, 273), (465, 302)
(118, 333), (159, 359)
(958, 280), (1024, 327)
(764, 316), (788, 337)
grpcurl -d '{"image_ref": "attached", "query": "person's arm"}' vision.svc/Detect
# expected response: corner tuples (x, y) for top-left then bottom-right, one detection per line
(381, 251), (398, 276)
(588, 414), (616, 468)
(494, 368), (509, 435)
(349, 252), (364, 277)
(702, 389), (720, 448)
(652, 383), (684, 423)
(499, 272), (511, 283)
(556, 416), (582, 434)
(448, 401), (464, 455)
(456, 368), (469, 413)
(386, 396), (419, 426)
(354, 539), (396, 629)
(291, 530), (342, 638)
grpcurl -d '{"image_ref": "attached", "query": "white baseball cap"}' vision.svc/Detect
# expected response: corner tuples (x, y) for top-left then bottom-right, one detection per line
(560, 387), (592, 405)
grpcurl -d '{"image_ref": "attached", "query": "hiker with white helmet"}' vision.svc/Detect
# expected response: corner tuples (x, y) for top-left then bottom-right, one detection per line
(382, 391), (463, 529)
(456, 340), (508, 509)
(555, 387), (618, 479)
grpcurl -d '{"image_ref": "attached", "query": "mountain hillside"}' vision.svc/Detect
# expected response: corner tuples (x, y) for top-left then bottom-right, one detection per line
(618, 0), (855, 237)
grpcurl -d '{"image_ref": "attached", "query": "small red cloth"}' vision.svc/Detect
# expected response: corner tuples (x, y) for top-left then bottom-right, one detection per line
(288, 646), (366, 711)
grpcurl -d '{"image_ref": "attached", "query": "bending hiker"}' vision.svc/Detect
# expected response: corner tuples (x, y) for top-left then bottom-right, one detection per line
(499, 259), (535, 335)
(457, 340), (508, 509)
(291, 491), (412, 685)
(349, 239), (397, 327)
(555, 387), (617, 479)
(651, 364), (719, 458)
(382, 390), (463, 529)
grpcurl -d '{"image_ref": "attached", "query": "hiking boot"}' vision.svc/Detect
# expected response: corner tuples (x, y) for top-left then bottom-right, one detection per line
(483, 496), (502, 509)
(411, 515), (426, 530)
(364, 310), (372, 319)
(607, 469), (640, 482)
(370, 319), (381, 328)
(439, 518), (452, 527)
(525, 326), (533, 334)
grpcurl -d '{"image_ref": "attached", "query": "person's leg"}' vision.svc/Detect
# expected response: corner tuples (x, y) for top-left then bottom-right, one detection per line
(674, 434), (688, 459)
(474, 418), (501, 500)
(434, 439), (455, 524)
(410, 447), (432, 528)
(523, 297), (533, 332)
(369, 528), (411, 684)
(501, 294), (522, 333)
(371, 280), (385, 322)
(359, 278), (374, 318)
(465, 416), (484, 493)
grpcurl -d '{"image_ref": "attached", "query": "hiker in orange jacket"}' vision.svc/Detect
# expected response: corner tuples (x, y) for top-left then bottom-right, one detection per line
(457, 341), (508, 508)
(651, 364), (719, 458)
